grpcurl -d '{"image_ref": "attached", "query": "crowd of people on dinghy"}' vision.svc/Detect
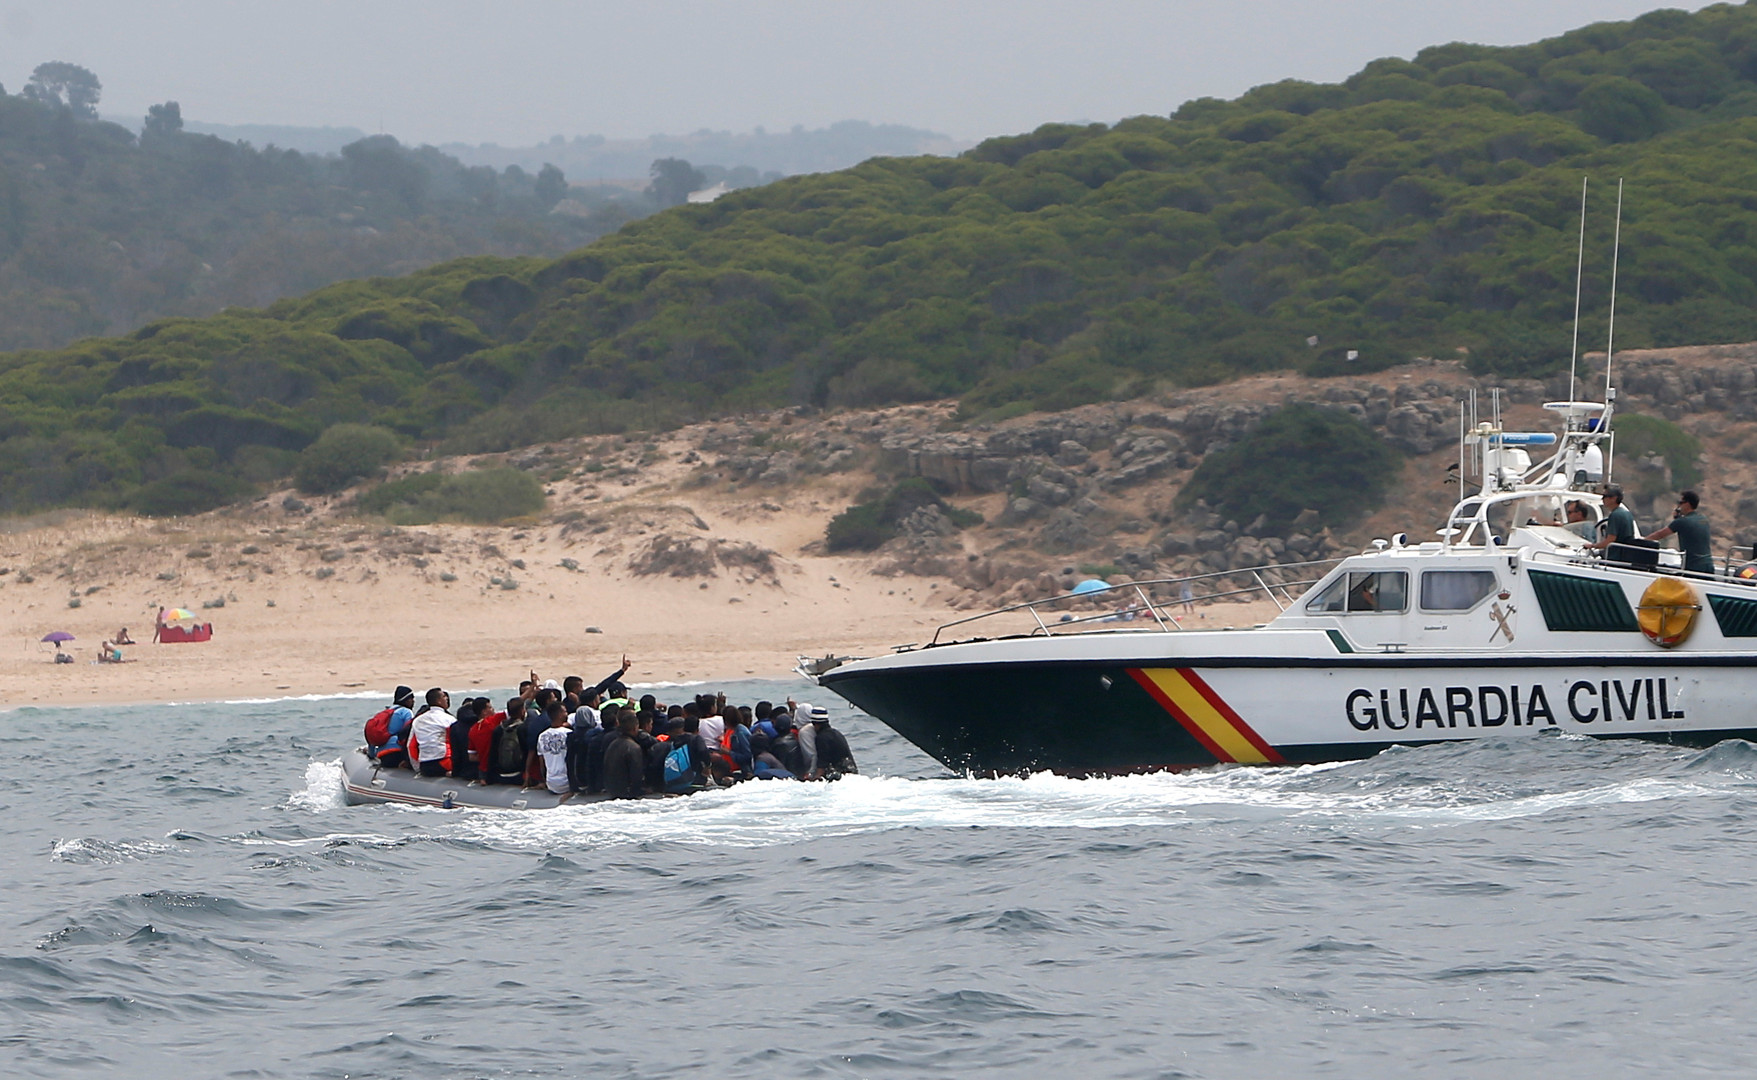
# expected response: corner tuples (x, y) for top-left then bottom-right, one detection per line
(361, 657), (857, 800)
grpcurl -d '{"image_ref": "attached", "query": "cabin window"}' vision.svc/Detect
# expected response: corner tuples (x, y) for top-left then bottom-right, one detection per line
(1420, 570), (1500, 612)
(1306, 571), (1407, 614)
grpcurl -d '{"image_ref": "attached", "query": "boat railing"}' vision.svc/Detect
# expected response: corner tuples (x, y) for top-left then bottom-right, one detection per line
(1519, 543), (1757, 587)
(925, 558), (1347, 647)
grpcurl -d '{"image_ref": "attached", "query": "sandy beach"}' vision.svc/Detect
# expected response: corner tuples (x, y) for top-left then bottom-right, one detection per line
(0, 510), (1277, 708)
(0, 400), (1318, 708)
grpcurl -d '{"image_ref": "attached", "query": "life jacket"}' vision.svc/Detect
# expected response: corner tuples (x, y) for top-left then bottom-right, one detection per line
(663, 741), (695, 793)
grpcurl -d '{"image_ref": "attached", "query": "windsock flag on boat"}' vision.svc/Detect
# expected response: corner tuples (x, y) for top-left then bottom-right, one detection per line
(1127, 667), (1285, 765)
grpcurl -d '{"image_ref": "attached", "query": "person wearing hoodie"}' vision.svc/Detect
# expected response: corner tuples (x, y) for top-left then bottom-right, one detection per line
(601, 711), (647, 799)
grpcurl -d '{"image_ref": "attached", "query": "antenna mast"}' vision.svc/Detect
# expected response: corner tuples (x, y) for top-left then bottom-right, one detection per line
(1603, 178), (1624, 410)
(1567, 176), (1588, 403)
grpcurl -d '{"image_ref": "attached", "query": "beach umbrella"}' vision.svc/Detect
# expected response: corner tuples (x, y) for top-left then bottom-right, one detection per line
(40, 631), (74, 643)
(1070, 578), (1112, 596)
(163, 608), (197, 623)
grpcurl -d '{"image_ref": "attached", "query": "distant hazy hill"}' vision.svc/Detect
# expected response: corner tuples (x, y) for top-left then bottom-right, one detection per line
(178, 120), (372, 155)
(0, 99), (655, 354)
(440, 120), (969, 179)
(11, 4), (1757, 516)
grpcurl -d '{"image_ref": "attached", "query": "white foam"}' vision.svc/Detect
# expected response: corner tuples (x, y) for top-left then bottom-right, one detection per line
(49, 836), (177, 863)
(218, 690), (384, 706)
(285, 759), (348, 813)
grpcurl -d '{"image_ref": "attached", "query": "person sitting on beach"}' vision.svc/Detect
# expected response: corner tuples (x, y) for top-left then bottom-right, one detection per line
(410, 688), (456, 777)
(601, 711), (647, 799)
(536, 701), (573, 796)
(805, 709), (858, 780)
(114, 627), (134, 646)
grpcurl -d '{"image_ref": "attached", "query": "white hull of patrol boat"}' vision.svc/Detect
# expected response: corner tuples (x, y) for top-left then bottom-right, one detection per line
(813, 398), (1757, 774)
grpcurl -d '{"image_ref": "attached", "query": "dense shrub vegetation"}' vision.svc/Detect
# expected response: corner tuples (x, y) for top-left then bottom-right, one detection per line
(292, 424), (402, 494)
(1611, 412), (1704, 493)
(10, 6), (1757, 515)
(355, 467), (545, 525)
(826, 478), (981, 552)
(1178, 405), (1402, 533)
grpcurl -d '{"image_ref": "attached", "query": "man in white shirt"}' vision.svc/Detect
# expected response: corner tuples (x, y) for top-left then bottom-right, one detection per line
(535, 702), (573, 795)
(411, 688), (456, 777)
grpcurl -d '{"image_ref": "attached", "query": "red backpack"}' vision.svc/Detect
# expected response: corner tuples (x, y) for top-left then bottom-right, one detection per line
(364, 707), (396, 748)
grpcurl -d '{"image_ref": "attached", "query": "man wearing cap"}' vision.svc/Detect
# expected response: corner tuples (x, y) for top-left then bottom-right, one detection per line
(805, 707), (858, 780)
(1587, 485), (1637, 555)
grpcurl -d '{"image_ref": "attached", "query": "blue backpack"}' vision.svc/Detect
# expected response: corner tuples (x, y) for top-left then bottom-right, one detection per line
(663, 742), (695, 793)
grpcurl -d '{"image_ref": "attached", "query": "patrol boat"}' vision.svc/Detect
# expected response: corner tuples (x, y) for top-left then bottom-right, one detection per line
(806, 390), (1757, 774)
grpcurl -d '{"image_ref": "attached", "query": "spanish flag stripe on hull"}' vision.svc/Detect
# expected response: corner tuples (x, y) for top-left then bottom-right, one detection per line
(1126, 668), (1285, 765)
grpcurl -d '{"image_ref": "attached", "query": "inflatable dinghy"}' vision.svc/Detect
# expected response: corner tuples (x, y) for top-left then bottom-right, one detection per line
(341, 748), (663, 809)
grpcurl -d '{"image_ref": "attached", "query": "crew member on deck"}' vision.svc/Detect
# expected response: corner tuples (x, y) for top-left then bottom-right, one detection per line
(1647, 490), (1714, 576)
(1587, 484), (1637, 555)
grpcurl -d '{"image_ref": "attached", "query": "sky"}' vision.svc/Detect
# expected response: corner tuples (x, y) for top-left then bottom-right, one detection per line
(0, 0), (1709, 146)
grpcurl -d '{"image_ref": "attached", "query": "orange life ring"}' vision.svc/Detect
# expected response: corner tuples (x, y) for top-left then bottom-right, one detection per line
(1637, 577), (1700, 648)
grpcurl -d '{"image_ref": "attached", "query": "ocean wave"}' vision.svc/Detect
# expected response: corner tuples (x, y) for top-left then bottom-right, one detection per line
(48, 837), (178, 864)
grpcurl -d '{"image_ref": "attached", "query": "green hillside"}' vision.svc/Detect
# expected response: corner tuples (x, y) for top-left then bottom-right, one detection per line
(9, 4), (1757, 515)
(0, 82), (643, 353)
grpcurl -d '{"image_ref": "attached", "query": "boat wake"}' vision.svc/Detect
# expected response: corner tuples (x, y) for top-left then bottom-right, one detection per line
(278, 736), (1757, 851)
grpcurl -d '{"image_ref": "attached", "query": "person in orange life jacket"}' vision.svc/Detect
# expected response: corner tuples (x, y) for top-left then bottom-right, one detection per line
(535, 701), (573, 796)
(409, 688), (456, 777)
(369, 686), (417, 767)
(721, 705), (753, 776)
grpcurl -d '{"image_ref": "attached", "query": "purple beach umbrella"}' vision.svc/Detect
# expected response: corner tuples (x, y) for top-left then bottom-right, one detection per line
(41, 631), (74, 643)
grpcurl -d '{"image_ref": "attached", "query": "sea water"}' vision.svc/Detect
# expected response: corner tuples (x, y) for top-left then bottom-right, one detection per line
(5, 677), (1757, 1078)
